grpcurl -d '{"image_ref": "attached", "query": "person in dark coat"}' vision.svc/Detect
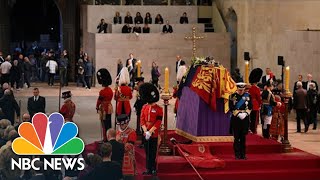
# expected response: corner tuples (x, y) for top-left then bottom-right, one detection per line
(155, 14), (163, 24)
(107, 128), (124, 166)
(151, 62), (161, 89)
(10, 60), (21, 90)
(307, 83), (318, 130)
(132, 24), (142, 33)
(122, 24), (132, 33)
(84, 57), (95, 89)
(27, 88), (46, 118)
(59, 50), (69, 87)
(134, 12), (143, 24)
(17, 54), (25, 89)
(142, 24), (150, 33)
(97, 19), (108, 33)
(134, 77), (146, 147)
(24, 57), (32, 88)
(293, 81), (308, 132)
(117, 59), (123, 77)
(113, 11), (122, 24)
(162, 20), (173, 33)
(124, 12), (133, 24)
(144, 12), (152, 24)
(180, 12), (189, 24)
(0, 89), (20, 125)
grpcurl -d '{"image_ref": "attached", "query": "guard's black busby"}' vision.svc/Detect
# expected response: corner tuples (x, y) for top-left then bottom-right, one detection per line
(97, 68), (112, 86)
(139, 83), (160, 103)
(249, 68), (263, 84)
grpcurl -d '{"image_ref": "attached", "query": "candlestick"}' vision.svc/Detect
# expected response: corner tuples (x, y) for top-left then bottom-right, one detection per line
(245, 61), (249, 83)
(285, 66), (290, 91)
(136, 60), (141, 77)
(164, 67), (169, 94)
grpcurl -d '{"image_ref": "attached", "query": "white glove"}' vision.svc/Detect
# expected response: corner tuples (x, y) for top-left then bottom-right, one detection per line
(237, 112), (247, 120)
(145, 131), (151, 140)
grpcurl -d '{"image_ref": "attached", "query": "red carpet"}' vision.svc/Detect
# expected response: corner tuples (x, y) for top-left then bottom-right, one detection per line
(85, 131), (320, 180)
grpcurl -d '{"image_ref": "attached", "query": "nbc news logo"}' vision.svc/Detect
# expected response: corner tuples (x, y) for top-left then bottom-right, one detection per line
(11, 113), (85, 171)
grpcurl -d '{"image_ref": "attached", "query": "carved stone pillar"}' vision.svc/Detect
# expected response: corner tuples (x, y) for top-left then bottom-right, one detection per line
(56, 0), (80, 81)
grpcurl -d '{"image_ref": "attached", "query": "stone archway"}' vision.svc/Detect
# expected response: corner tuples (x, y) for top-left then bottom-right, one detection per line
(0, 0), (80, 81)
(225, 7), (238, 71)
(10, 0), (61, 54)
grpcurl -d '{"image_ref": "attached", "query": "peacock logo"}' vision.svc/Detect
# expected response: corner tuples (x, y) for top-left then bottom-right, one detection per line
(12, 113), (84, 155)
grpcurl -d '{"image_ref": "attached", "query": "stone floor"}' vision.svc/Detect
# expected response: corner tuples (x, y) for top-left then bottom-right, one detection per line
(13, 82), (320, 156)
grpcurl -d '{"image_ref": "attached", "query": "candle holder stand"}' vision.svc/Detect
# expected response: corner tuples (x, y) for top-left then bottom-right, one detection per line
(158, 93), (173, 156)
(281, 89), (293, 153)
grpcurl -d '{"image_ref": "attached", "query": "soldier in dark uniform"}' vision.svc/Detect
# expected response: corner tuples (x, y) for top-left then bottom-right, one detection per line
(229, 83), (252, 160)
(133, 77), (146, 148)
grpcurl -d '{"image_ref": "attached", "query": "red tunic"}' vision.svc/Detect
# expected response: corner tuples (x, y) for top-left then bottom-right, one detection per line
(116, 127), (137, 175)
(96, 87), (114, 114)
(248, 84), (262, 111)
(60, 100), (76, 122)
(115, 85), (132, 116)
(270, 96), (285, 138)
(140, 104), (163, 138)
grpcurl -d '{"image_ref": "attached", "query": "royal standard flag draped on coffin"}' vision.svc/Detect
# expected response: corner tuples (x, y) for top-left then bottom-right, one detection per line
(191, 65), (237, 113)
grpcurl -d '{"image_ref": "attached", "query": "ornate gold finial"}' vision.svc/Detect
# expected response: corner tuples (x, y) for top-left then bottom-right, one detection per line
(185, 26), (205, 57)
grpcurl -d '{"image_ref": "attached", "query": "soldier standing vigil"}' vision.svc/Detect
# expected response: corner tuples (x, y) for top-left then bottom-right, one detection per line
(229, 83), (252, 160)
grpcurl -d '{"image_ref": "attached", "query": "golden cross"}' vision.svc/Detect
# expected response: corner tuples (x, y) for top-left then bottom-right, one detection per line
(184, 27), (205, 57)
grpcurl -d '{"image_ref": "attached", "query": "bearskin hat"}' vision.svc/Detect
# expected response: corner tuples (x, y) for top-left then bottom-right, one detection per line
(249, 68), (263, 84)
(62, 91), (72, 100)
(139, 83), (160, 103)
(97, 68), (112, 86)
(116, 114), (130, 125)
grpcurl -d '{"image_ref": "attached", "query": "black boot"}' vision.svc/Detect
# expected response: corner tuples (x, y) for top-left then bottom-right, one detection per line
(143, 170), (152, 175)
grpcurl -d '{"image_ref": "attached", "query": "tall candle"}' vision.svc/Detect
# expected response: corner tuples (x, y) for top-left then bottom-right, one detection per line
(285, 66), (290, 91)
(245, 61), (249, 83)
(164, 67), (169, 93)
(137, 60), (141, 77)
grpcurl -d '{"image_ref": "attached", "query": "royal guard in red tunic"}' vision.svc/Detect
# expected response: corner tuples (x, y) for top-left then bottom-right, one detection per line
(96, 68), (113, 141)
(248, 68), (263, 134)
(115, 67), (132, 118)
(116, 114), (137, 179)
(60, 91), (76, 122)
(139, 83), (163, 175)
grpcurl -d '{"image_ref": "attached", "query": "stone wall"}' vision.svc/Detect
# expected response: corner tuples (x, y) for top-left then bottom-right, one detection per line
(86, 5), (198, 33)
(216, 0), (320, 89)
(91, 33), (230, 87)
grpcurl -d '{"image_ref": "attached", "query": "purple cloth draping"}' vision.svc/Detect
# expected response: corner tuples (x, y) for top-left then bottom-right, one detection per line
(177, 87), (231, 136)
